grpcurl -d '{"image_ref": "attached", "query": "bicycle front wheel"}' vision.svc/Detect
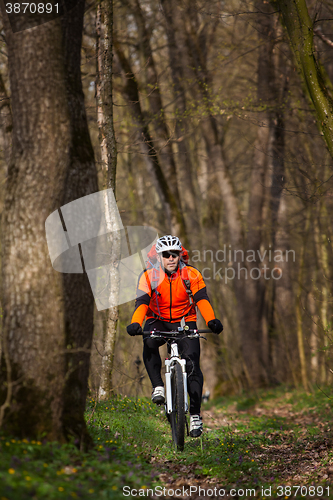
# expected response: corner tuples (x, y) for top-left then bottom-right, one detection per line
(170, 362), (185, 451)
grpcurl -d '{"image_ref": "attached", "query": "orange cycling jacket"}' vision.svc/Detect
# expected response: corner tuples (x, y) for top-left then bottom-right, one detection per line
(131, 264), (216, 325)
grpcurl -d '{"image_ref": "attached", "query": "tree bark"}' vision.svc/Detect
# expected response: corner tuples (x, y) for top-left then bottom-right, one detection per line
(0, 0), (98, 445)
(308, 290), (319, 383)
(313, 204), (330, 384)
(0, 14), (70, 440)
(160, 0), (201, 246)
(0, 71), (12, 169)
(266, 33), (296, 383)
(114, 39), (182, 235)
(295, 209), (310, 390)
(275, 0), (333, 159)
(122, 0), (180, 199)
(60, 1), (99, 446)
(96, 0), (120, 400)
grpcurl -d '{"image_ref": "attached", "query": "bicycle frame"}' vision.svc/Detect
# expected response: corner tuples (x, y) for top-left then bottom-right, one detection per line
(148, 328), (208, 414)
(145, 327), (208, 450)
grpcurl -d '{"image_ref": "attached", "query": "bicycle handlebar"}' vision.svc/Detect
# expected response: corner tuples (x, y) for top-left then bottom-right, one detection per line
(132, 327), (212, 337)
(149, 329), (211, 335)
(140, 328), (210, 340)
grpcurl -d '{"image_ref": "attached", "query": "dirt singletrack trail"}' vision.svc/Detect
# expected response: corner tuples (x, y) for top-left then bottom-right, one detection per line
(149, 400), (333, 499)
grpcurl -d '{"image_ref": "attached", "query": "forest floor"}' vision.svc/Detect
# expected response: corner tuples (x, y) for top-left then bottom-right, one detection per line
(1, 386), (333, 499)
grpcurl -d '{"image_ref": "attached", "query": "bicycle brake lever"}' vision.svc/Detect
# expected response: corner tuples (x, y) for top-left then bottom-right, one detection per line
(187, 334), (207, 340)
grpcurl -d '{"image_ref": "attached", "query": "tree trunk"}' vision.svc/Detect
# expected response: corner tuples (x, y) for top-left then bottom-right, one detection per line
(295, 210), (310, 390)
(247, 0), (274, 375)
(0, 72), (12, 169)
(60, 1), (99, 446)
(245, 120), (270, 386)
(114, 39), (182, 235)
(313, 205), (330, 384)
(269, 68), (297, 384)
(123, 0), (181, 201)
(160, 0), (201, 246)
(0, 16), (70, 440)
(249, 1), (295, 386)
(0, 1), (98, 446)
(96, 0), (120, 400)
(276, 0), (333, 159)
(308, 290), (319, 384)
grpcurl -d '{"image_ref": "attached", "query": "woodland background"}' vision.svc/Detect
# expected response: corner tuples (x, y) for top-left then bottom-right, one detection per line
(0, 0), (333, 443)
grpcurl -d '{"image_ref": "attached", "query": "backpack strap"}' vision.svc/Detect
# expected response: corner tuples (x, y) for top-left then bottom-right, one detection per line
(148, 265), (163, 318)
(179, 261), (194, 305)
(149, 261), (195, 322)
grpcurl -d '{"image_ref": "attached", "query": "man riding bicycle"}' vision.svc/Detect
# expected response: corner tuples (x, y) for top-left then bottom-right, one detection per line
(126, 235), (223, 438)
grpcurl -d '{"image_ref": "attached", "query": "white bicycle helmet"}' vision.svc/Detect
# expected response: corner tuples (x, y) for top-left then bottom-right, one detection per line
(155, 235), (182, 253)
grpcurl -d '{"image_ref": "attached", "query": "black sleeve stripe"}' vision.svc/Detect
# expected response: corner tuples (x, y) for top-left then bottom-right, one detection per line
(135, 293), (151, 309)
(193, 287), (210, 304)
(136, 268), (151, 295)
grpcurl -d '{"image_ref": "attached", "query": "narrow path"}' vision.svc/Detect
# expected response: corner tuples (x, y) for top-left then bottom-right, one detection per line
(149, 403), (333, 499)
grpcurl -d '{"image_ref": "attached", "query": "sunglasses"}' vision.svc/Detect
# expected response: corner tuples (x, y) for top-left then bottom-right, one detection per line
(161, 251), (180, 259)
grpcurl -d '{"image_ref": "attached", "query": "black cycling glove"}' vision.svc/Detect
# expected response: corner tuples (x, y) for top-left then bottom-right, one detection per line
(208, 319), (223, 335)
(127, 322), (143, 336)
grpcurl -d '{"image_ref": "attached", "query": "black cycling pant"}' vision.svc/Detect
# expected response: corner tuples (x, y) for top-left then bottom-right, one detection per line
(143, 318), (203, 415)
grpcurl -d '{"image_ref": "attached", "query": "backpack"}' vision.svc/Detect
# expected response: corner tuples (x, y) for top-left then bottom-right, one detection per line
(145, 243), (194, 314)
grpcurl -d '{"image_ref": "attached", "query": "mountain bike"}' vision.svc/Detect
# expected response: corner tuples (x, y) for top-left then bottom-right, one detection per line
(144, 326), (208, 451)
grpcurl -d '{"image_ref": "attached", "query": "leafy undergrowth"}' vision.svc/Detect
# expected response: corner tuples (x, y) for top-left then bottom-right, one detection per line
(0, 387), (333, 499)
(0, 397), (161, 500)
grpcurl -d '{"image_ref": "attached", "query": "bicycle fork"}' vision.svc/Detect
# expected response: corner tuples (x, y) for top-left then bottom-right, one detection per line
(165, 343), (188, 414)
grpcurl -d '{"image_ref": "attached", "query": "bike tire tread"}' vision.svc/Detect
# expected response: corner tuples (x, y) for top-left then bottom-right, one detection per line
(170, 363), (185, 451)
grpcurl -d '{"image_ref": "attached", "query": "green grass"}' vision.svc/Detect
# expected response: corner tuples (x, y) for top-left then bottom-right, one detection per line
(0, 396), (162, 500)
(0, 387), (333, 499)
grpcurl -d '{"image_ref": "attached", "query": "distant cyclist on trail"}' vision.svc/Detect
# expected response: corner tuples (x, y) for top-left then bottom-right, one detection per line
(126, 235), (223, 438)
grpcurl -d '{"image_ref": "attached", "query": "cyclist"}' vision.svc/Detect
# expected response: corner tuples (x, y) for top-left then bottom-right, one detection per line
(126, 235), (223, 437)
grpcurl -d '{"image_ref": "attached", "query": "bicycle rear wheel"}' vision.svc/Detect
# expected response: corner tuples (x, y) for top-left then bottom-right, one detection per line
(170, 362), (185, 451)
